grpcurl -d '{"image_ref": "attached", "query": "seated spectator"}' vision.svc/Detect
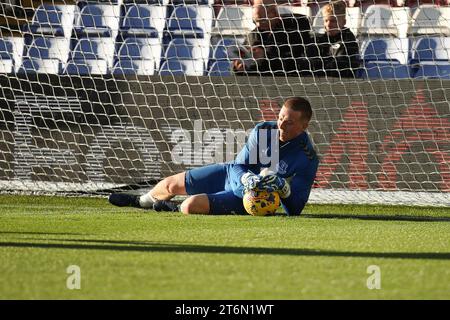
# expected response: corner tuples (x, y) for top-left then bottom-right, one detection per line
(306, 0), (360, 78)
(232, 0), (312, 76)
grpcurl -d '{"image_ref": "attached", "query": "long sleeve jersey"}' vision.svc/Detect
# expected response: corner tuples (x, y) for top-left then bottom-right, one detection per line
(225, 121), (319, 216)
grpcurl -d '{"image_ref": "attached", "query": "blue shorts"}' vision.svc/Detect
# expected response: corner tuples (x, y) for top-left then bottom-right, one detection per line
(185, 164), (246, 215)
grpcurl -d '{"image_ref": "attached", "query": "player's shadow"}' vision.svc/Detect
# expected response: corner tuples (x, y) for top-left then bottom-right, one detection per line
(1, 238), (450, 260)
(300, 214), (450, 222)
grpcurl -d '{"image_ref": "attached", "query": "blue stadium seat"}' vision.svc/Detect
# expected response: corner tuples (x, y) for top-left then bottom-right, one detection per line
(65, 38), (115, 74)
(19, 58), (62, 74)
(411, 37), (450, 78)
(1, 37), (24, 73)
(167, 5), (213, 38)
(75, 4), (120, 38)
(121, 4), (166, 38)
(411, 37), (450, 62)
(211, 41), (228, 62)
(112, 59), (155, 75)
(0, 38), (14, 73)
(413, 63), (450, 79)
(24, 4), (76, 40)
(362, 61), (411, 79)
(208, 38), (242, 73)
(19, 36), (70, 74)
(28, 4), (65, 36)
(212, 38), (241, 61)
(116, 37), (162, 71)
(165, 38), (209, 61)
(361, 38), (411, 79)
(208, 60), (232, 76)
(163, 38), (209, 75)
(159, 59), (203, 76)
(65, 60), (108, 75)
(118, 37), (161, 61)
(362, 38), (409, 64)
(171, 0), (214, 4)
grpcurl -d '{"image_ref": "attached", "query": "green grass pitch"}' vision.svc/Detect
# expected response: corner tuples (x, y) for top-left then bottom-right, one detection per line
(0, 194), (449, 299)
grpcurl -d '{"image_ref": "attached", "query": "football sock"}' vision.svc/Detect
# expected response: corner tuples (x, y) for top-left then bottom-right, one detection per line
(139, 192), (157, 208)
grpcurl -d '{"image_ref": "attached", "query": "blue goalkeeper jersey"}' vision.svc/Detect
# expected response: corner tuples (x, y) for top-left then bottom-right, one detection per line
(225, 121), (319, 216)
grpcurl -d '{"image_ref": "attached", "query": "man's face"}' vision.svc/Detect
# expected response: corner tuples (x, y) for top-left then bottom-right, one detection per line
(253, 3), (276, 31)
(277, 106), (308, 142)
(324, 14), (346, 36)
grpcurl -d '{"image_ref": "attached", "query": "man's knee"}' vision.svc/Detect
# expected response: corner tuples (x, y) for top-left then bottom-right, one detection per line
(179, 198), (192, 214)
(180, 195), (210, 215)
(163, 173), (186, 195)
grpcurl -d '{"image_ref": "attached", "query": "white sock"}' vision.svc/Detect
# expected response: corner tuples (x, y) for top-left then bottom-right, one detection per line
(139, 192), (157, 208)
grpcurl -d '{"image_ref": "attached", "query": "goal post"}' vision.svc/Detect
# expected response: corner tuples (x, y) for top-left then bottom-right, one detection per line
(0, 0), (449, 207)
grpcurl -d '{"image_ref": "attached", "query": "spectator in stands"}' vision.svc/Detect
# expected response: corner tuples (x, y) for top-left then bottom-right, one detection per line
(306, 0), (360, 78)
(232, 0), (312, 76)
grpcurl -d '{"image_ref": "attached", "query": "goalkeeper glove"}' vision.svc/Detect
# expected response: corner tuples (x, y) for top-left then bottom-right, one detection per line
(257, 174), (291, 198)
(241, 172), (261, 192)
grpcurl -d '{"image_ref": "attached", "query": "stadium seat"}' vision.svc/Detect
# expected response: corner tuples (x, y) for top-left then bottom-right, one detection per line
(65, 37), (115, 74)
(165, 38), (209, 64)
(208, 60), (232, 76)
(413, 62), (450, 79)
(118, 37), (162, 59)
(121, 4), (167, 38)
(209, 37), (245, 72)
(159, 59), (204, 76)
(362, 61), (411, 78)
(19, 58), (62, 74)
(411, 37), (450, 62)
(27, 4), (76, 38)
(116, 37), (162, 70)
(161, 38), (209, 76)
(409, 5), (450, 36)
(112, 59), (155, 75)
(362, 38), (410, 64)
(312, 6), (361, 36)
(411, 37), (450, 78)
(4, 37), (24, 73)
(64, 60), (108, 75)
(167, 5), (213, 38)
(211, 5), (255, 37)
(211, 38), (241, 61)
(361, 38), (411, 78)
(0, 38), (14, 73)
(78, 0), (123, 4)
(75, 4), (121, 38)
(171, 0), (214, 4)
(360, 5), (410, 38)
(19, 36), (70, 74)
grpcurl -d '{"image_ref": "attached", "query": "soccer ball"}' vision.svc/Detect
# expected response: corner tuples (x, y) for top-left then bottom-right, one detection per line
(243, 189), (281, 216)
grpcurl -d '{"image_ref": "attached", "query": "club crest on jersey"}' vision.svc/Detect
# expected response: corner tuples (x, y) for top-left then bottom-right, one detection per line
(276, 161), (288, 175)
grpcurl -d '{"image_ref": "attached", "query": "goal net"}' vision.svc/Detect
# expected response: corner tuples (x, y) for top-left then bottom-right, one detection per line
(0, 0), (449, 207)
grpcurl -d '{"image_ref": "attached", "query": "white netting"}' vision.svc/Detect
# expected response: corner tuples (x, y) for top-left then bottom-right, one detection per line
(0, 0), (449, 206)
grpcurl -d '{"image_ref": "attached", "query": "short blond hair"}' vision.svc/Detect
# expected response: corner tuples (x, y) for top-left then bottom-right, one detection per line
(322, 0), (347, 17)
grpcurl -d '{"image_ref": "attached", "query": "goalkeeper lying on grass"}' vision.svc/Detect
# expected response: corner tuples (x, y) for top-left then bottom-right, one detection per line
(109, 97), (319, 216)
